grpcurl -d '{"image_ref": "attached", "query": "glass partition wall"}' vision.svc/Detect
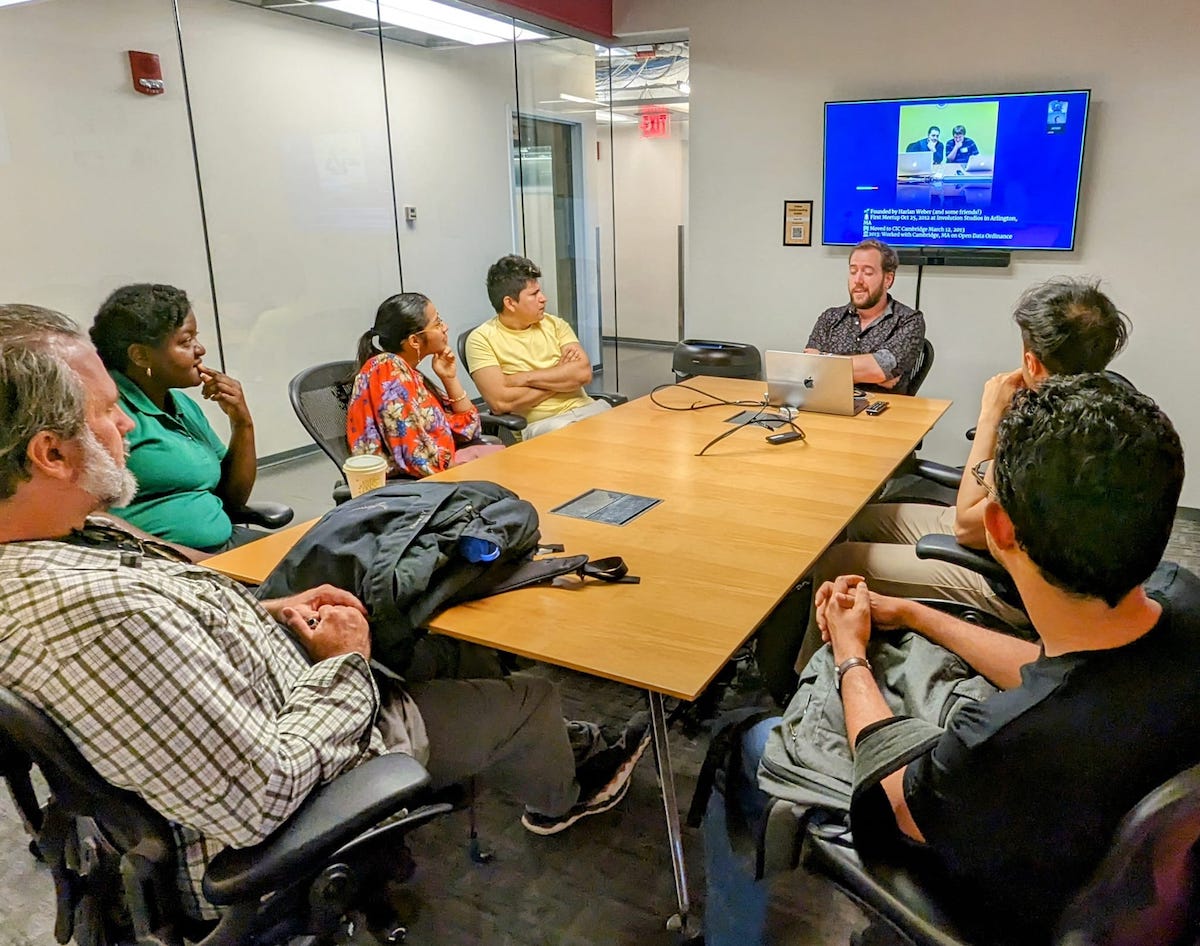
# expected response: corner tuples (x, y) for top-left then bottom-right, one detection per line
(0, 0), (683, 459)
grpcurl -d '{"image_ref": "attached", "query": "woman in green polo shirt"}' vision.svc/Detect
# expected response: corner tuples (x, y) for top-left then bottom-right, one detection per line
(89, 284), (259, 552)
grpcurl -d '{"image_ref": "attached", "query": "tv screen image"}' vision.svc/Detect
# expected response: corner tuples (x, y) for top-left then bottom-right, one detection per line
(823, 90), (1090, 251)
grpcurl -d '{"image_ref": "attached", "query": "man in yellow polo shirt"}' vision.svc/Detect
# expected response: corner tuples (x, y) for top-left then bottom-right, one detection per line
(465, 255), (610, 439)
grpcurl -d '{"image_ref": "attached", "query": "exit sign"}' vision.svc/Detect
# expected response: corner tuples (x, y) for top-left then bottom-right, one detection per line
(640, 109), (670, 139)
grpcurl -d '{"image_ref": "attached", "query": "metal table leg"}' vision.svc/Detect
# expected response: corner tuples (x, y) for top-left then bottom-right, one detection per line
(647, 690), (700, 938)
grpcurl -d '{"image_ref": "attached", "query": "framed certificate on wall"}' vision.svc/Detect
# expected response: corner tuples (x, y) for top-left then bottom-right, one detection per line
(783, 200), (813, 246)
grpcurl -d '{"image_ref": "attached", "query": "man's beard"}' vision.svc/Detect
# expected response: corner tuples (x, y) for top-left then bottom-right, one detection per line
(850, 285), (885, 311)
(78, 427), (138, 509)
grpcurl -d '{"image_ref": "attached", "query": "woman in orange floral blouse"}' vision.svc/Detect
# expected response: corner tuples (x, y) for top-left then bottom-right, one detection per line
(346, 292), (503, 478)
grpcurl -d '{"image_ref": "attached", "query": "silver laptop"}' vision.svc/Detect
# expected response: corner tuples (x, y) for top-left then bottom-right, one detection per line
(897, 151), (933, 180)
(966, 153), (994, 173)
(765, 351), (869, 416)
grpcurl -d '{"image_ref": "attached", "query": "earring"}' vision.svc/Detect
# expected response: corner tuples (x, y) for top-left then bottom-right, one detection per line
(146, 365), (153, 379)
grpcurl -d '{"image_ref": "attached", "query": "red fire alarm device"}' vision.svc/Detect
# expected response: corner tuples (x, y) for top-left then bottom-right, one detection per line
(128, 51), (164, 96)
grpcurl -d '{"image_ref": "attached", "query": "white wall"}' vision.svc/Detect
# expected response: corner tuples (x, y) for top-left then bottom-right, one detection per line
(615, 0), (1200, 505)
(179, 0), (401, 453)
(603, 121), (687, 341)
(0, 0), (214, 369)
(2, 0), (606, 457)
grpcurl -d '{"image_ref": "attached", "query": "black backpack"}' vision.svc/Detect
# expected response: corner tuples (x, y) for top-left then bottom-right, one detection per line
(257, 480), (633, 675)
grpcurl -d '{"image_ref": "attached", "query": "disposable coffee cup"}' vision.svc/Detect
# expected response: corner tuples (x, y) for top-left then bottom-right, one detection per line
(342, 454), (388, 498)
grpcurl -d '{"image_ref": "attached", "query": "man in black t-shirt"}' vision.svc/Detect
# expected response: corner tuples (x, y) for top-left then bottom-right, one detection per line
(707, 374), (1195, 946)
(814, 373), (1195, 939)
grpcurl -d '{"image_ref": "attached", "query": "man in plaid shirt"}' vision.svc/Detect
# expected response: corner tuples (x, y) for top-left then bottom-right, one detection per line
(0, 305), (649, 919)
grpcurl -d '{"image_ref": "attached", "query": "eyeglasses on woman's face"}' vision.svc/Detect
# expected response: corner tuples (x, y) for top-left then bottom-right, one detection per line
(414, 315), (447, 336)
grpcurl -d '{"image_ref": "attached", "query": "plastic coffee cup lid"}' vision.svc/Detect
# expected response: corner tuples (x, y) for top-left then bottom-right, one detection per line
(343, 454), (387, 472)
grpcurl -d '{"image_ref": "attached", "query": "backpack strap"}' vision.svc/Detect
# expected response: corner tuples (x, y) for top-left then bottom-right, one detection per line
(686, 708), (774, 828)
(578, 556), (640, 584)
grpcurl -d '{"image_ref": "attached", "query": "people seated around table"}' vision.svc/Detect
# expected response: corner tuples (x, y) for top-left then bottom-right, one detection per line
(793, 277), (1131, 666)
(804, 239), (926, 394)
(346, 292), (503, 479)
(943, 124), (980, 164)
(704, 372), (1197, 946)
(905, 125), (944, 164)
(465, 254), (609, 439)
(0, 304), (652, 920)
(88, 283), (260, 553)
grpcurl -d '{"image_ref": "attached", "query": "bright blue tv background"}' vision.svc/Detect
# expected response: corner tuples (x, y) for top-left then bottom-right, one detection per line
(822, 90), (1090, 250)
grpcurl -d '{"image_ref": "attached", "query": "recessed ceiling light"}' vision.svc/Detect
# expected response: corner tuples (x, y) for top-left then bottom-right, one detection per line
(320, 0), (548, 45)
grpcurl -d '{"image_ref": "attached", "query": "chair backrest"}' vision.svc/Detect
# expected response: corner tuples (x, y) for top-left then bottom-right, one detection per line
(0, 686), (174, 857)
(1055, 760), (1200, 946)
(908, 338), (935, 396)
(672, 339), (763, 381)
(457, 328), (477, 374)
(288, 360), (358, 473)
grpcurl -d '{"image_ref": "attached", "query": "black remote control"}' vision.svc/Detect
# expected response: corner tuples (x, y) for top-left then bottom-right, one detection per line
(865, 400), (889, 415)
(766, 431), (803, 444)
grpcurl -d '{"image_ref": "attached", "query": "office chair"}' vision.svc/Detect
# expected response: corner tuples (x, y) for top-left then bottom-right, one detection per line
(289, 360), (510, 504)
(799, 757), (1200, 946)
(0, 684), (452, 946)
(671, 339), (763, 381)
(287, 360), (358, 505)
(906, 338), (935, 396)
(228, 501), (294, 531)
(456, 330), (629, 435)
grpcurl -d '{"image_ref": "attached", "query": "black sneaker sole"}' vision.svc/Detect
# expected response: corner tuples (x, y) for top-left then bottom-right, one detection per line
(586, 727), (651, 806)
(521, 730), (652, 836)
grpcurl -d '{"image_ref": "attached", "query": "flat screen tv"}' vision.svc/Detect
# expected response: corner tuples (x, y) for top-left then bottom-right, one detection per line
(823, 89), (1090, 251)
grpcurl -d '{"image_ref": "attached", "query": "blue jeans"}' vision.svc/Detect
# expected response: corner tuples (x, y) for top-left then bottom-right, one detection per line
(702, 717), (780, 946)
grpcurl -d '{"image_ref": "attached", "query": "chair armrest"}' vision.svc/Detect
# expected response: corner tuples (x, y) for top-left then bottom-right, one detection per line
(332, 481), (352, 505)
(202, 753), (431, 905)
(227, 501), (295, 530)
(589, 391), (628, 407)
(802, 826), (976, 946)
(914, 534), (1008, 585)
(478, 410), (527, 432)
(912, 460), (963, 490)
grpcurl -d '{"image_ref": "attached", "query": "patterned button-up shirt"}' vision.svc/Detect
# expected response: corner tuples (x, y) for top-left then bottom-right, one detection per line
(0, 530), (398, 919)
(805, 297), (927, 394)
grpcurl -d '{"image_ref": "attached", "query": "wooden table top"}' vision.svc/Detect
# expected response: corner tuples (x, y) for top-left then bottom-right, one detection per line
(206, 377), (950, 699)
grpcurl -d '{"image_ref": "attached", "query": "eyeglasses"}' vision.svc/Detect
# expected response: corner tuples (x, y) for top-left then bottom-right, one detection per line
(415, 316), (447, 335)
(970, 458), (996, 498)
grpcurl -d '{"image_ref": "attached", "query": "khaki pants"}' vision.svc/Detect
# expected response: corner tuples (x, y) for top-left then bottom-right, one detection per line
(522, 398), (612, 439)
(795, 502), (1029, 671)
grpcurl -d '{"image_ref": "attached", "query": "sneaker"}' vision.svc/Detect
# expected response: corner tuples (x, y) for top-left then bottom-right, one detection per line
(565, 719), (607, 767)
(521, 712), (652, 835)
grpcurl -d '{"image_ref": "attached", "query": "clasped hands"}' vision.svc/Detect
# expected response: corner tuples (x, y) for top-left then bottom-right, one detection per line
(260, 584), (372, 663)
(816, 574), (911, 664)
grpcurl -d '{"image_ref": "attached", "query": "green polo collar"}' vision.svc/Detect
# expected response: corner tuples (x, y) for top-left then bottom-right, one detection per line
(111, 369), (182, 420)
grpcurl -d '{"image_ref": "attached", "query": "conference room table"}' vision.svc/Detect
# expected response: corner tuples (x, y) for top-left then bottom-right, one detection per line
(206, 375), (951, 934)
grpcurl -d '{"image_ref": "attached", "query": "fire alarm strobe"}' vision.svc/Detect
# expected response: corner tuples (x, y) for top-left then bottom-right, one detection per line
(128, 50), (164, 96)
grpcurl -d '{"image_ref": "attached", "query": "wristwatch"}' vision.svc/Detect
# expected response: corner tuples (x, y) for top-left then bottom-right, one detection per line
(835, 655), (872, 693)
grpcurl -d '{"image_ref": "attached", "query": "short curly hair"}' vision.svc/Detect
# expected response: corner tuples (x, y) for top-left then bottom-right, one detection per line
(994, 373), (1183, 607)
(486, 255), (541, 314)
(90, 283), (191, 372)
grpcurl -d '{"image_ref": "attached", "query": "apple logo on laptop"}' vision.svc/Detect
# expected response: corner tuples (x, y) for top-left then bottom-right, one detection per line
(804, 377), (815, 389)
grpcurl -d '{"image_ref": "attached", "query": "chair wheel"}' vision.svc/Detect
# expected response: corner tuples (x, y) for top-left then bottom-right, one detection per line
(385, 926), (407, 943)
(469, 838), (494, 864)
